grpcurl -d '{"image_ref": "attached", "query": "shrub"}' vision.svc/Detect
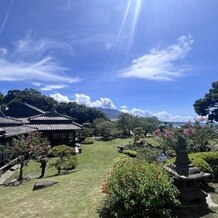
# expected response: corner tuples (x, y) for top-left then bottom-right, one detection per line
(82, 137), (94, 144)
(50, 144), (75, 158)
(136, 147), (162, 163)
(53, 156), (78, 174)
(123, 150), (137, 158)
(99, 157), (179, 218)
(166, 151), (218, 174)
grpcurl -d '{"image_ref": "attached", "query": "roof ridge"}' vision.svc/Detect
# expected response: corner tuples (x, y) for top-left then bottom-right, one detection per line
(24, 103), (46, 114)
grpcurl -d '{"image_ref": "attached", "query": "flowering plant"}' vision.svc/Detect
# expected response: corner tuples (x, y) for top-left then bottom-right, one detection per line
(153, 119), (216, 153)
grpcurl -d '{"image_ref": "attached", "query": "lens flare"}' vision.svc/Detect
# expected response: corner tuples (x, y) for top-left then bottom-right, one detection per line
(108, 0), (142, 69)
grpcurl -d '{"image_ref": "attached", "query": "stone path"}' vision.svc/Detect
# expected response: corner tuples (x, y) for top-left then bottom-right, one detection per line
(0, 165), (19, 185)
(206, 193), (218, 208)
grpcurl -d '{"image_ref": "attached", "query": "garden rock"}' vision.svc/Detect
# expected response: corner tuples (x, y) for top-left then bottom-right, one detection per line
(33, 180), (58, 191)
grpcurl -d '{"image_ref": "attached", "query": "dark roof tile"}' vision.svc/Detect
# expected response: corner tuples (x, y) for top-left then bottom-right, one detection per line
(28, 124), (81, 131)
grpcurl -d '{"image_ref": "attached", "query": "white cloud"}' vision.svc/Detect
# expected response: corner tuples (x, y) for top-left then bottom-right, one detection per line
(49, 93), (116, 109)
(14, 31), (74, 57)
(120, 106), (194, 122)
(152, 111), (193, 122)
(74, 94), (116, 109)
(120, 106), (145, 117)
(41, 84), (67, 91)
(121, 35), (193, 81)
(0, 33), (79, 83)
(0, 48), (8, 56)
(32, 82), (42, 87)
(50, 93), (70, 103)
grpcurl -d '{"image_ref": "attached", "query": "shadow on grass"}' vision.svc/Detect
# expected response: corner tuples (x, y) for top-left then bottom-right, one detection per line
(45, 170), (79, 179)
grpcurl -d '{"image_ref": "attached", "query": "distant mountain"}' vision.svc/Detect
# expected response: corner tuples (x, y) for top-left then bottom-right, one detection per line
(97, 107), (121, 119)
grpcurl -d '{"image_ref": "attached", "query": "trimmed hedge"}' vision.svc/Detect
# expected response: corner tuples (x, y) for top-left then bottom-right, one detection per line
(82, 137), (94, 144)
(166, 151), (218, 174)
(49, 144), (75, 158)
(123, 150), (137, 158)
(53, 156), (78, 174)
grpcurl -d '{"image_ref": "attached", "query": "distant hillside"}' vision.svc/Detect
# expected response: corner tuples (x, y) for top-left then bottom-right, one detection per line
(97, 107), (121, 119)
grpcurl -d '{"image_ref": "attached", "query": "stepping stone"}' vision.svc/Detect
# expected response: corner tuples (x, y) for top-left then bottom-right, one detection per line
(10, 164), (20, 171)
(33, 180), (58, 191)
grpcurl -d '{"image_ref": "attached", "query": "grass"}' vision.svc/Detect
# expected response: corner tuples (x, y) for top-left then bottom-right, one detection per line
(0, 138), (131, 218)
(0, 137), (218, 218)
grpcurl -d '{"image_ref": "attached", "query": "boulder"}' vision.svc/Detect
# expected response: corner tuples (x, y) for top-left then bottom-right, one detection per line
(33, 180), (58, 191)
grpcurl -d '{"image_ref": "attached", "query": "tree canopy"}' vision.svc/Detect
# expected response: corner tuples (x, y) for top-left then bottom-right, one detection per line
(193, 81), (218, 122)
(1, 88), (107, 124)
(118, 113), (160, 136)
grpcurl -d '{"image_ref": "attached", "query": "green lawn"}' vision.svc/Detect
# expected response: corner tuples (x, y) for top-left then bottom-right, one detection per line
(0, 137), (217, 218)
(0, 138), (131, 218)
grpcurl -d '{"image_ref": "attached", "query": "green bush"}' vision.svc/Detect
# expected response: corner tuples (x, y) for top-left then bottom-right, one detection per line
(50, 144), (75, 158)
(99, 157), (179, 218)
(82, 137), (94, 144)
(53, 156), (78, 174)
(166, 151), (218, 174)
(123, 150), (137, 158)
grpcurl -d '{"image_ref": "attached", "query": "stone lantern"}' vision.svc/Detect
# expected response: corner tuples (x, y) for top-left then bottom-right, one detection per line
(164, 136), (210, 202)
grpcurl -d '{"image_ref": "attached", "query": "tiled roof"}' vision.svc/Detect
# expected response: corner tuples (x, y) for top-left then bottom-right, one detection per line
(0, 117), (23, 126)
(0, 110), (6, 117)
(4, 103), (45, 118)
(29, 111), (72, 121)
(28, 124), (81, 131)
(0, 126), (37, 138)
(15, 117), (30, 124)
(30, 115), (70, 121)
(24, 103), (45, 114)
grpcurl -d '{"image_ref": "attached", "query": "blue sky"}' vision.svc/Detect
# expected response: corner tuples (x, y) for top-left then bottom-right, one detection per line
(0, 0), (217, 121)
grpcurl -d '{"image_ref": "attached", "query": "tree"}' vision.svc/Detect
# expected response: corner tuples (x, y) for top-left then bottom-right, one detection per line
(96, 121), (115, 140)
(50, 145), (77, 174)
(133, 127), (144, 143)
(117, 113), (134, 136)
(1, 132), (50, 181)
(0, 92), (4, 105)
(56, 102), (107, 124)
(193, 81), (218, 122)
(3, 88), (57, 111)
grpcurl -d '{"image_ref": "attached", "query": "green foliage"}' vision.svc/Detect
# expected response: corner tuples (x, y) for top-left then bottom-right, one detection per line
(2, 88), (107, 124)
(50, 144), (75, 158)
(0, 132), (50, 181)
(56, 102), (106, 124)
(82, 137), (94, 144)
(184, 122), (216, 152)
(136, 147), (162, 163)
(100, 157), (179, 218)
(191, 157), (213, 174)
(193, 81), (218, 122)
(3, 88), (57, 111)
(167, 151), (218, 174)
(133, 127), (144, 143)
(154, 122), (216, 153)
(118, 113), (160, 137)
(80, 123), (94, 141)
(53, 156), (78, 174)
(0, 92), (4, 105)
(123, 150), (137, 158)
(50, 144), (78, 174)
(95, 121), (116, 140)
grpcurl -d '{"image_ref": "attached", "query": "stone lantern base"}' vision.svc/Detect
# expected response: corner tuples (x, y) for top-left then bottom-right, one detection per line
(164, 164), (210, 202)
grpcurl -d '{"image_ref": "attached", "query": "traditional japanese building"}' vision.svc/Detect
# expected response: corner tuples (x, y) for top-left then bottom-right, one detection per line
(27, 111), (81, 146)
(2, 103), (81, 146)
(4, 102), (45, 118)
(0, 104), (82, 166)
(0, 112), (36, 166)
